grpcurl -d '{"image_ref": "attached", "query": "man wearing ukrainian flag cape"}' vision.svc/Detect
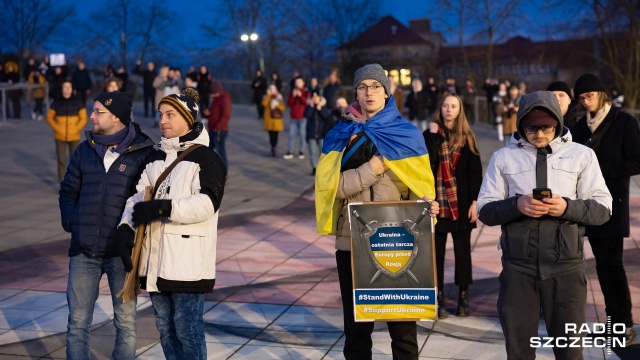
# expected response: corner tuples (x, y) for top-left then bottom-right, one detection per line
(315, 64), (439, 359)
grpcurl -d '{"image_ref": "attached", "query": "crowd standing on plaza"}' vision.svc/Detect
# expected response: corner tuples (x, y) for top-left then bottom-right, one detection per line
(2, 53), (639, 358)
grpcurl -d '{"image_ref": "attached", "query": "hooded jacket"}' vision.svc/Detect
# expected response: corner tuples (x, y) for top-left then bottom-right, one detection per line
(120, 123), (226, 293)
(59, 123), (155, 258)
(477, 91), (612, 279)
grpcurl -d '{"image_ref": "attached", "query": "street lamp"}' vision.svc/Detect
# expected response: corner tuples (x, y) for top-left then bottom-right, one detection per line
(241, 33), (264, 74)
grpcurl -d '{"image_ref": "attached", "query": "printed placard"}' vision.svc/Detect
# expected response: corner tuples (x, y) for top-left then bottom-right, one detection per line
(348, 201), (437, 322)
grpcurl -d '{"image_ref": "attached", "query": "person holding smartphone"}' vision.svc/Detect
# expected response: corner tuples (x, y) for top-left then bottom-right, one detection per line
(477, 91), (612, 359)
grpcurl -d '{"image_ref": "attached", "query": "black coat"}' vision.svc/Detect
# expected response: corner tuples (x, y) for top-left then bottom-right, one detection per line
(405, 90), (427, 120)
(572, 106), (640, 238)
(424, 131), (483, 233)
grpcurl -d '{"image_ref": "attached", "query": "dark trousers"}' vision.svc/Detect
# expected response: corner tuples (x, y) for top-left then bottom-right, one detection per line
(256, 103), (264, 119)
(143, 91), (155, 117)
(268, 131), (279, 147)
(434, 230), (473, 289)
(588, 237), (633, 326)
(34, 98), (44, 115)
(336, 250), (418, 360)
(208, 130), (228, 170)
(498, 270), (586, 360)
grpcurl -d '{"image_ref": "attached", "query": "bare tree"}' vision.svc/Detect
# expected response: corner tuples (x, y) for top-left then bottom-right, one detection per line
(79, 0), (174, 70)
(319, 0), (381, 76)
(430, 0), (479, 81)
(476, 0), (523, 78)
(0, 0), (73, 73)
(591, 0), (640, 109)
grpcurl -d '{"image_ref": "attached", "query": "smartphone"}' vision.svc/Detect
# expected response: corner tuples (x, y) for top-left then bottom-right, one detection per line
(533, 188), (552, 200)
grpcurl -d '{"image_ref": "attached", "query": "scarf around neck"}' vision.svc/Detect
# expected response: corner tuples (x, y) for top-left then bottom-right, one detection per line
(91, 122), (136, 159)
(587, 103), (611, 133)
(436, 127), (466, 220)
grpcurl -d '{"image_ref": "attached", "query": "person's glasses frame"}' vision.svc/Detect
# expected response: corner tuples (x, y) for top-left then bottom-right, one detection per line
(356, 84), (384, 94)
(92, 109), (109, 116)
(524, 125), (556, 134)
(579, 92), (597, 103)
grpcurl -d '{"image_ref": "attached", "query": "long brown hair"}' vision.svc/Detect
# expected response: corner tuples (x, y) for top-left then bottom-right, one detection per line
(433, 93), (479, 155)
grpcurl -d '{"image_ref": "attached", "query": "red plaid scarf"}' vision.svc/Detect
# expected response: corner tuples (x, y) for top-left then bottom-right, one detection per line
(436, 128), (466, 220)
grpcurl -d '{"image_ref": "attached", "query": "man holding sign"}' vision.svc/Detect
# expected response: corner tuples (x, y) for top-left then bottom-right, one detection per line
(315, 63), (439, 360)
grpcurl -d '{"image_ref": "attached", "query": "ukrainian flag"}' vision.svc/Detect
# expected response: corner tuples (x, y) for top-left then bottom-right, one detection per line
(315, 96), (435, 235)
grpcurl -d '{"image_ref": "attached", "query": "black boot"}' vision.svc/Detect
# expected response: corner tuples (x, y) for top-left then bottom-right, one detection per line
(456, 287), (470, 317)
(437, 291), (449, 319)
(270, 147), (276, 157)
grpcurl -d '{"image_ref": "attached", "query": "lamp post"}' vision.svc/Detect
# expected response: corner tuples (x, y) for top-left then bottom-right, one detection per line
(241, 33), (264, 75)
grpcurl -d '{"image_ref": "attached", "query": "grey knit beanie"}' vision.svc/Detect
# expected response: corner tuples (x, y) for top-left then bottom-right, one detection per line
(352, 63), (391, 95)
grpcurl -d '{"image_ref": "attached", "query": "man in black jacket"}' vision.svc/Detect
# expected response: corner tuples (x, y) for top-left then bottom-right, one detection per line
(59, 91), (155, 359)
(71, 61), (92, 106)
(135, 60), (157, 118)
(571, 73), (640, 344)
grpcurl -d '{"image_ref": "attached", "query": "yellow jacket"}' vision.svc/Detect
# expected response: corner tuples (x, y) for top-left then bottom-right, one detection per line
(262, 94), (285, 132)
(46, 97), (87, 142)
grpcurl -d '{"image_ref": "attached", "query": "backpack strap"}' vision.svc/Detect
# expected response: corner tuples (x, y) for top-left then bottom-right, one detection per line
(153, 144), (204, 195)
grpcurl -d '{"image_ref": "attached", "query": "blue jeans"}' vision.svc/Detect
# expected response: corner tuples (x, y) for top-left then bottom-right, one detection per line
(287, 118), (307, 154)
(66, 253), (137, 360)
(208, 130), (228, 169)
(150, 292), (206, 360)
(307, 138), (323, 169)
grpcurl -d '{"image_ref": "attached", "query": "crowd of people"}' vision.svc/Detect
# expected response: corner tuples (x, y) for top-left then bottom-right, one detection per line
(2, 55), (639, 358)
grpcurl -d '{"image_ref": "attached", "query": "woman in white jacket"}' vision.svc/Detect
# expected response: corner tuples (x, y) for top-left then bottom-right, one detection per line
(119, 88), (226, 359)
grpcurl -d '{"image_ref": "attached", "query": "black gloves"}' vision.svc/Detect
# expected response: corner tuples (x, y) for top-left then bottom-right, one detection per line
(132, 199), (172, 227)
(117, 225), (135, 272)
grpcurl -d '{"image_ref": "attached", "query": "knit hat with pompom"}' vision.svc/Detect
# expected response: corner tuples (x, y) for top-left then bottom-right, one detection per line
(159, 87), (200, 128)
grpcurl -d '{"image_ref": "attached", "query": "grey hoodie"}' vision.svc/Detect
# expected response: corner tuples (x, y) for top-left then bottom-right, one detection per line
(516, 90), (564, 140)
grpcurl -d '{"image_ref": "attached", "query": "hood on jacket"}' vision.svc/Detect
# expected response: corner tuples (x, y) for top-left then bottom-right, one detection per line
(516, 91), (564, 139)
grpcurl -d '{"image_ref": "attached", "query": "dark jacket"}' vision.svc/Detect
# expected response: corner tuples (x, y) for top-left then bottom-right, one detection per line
(196, 71), (212, 95)
(572, 106), (640, 238)
(323, 82), (342, 110)
(71, 69), (92, 92)
(134, 64), (157, 93)
(59, 123), (155, 259)
(424, 131), (482, 233)
(405, 90), (427, 120)
(251, 75), (267, 104)
(304, 102), (331, 140)
(563, 101), (581, 133)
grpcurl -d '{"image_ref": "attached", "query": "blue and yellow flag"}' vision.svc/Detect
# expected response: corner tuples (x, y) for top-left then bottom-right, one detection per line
(315, 95), (436, 235)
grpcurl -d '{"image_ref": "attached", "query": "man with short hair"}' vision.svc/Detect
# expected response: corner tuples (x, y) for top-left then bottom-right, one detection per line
(478, 91), (613, 359)
(71, 61), (92, 106)
(59, 91), (155, 359)
(135, 60), (157, 118)
(316, 63), (439, 359)
(546, 81), (579, 131)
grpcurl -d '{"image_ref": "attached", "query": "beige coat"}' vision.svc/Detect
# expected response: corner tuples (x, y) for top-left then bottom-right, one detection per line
(334, 162), (418, 251)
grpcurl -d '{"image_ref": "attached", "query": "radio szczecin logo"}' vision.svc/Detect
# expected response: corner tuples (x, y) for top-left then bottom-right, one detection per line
(530, 317), (628, 352)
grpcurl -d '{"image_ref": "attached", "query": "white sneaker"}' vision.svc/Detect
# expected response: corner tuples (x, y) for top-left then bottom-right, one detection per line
(31, 112), (36, 121)
(283, 152), (294, 159)
(298, 152), (305, 159)
(36, 115), (44, 122)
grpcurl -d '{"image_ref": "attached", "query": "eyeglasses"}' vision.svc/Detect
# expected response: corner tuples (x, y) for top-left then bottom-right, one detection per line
(92, 109), (109, 116)
(579, 92), (597, 102)
(524, 125), (555, 134)
(356, 84), (384, 93)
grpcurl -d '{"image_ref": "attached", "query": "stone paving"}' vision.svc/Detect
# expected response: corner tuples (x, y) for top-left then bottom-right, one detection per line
(0, 101), (638, 359)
